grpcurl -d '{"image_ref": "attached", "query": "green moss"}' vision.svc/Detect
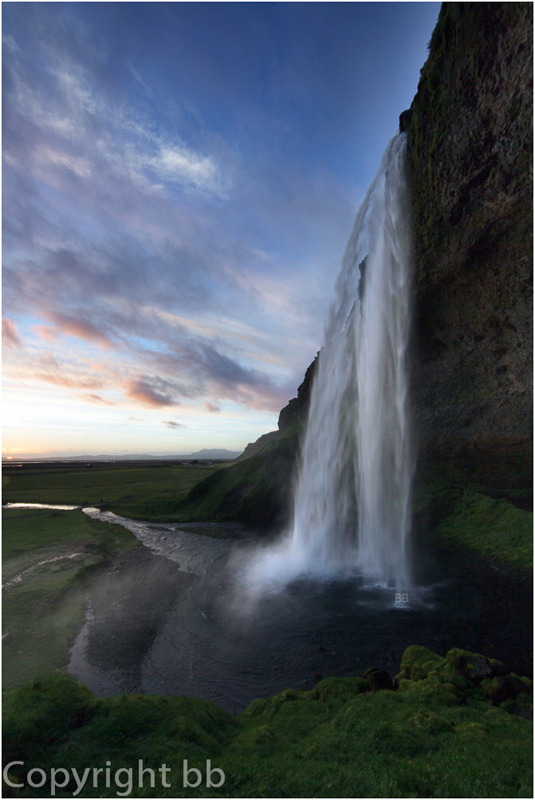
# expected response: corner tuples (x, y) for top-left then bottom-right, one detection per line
(395, 646), (528, 715)
(3, 646), (532, 797)
(408, 708), (453, 734)
(396, 645), (444, 683)
(480, 675), (531, 706)
(413, 438), (532, 572)
(398, 677), (463, 708)
(434, 492), (532, 569)
(312, 676), (368, 702)
(174, 424), (303, 528)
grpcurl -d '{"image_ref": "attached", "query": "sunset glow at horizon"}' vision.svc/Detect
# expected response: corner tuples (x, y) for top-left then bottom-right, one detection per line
(3, 2), (440, 458)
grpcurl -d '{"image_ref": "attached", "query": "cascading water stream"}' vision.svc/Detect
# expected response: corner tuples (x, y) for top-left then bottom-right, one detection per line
(244, 133), (414, 594)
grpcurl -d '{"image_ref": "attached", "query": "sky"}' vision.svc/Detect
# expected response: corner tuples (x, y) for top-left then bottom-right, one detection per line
(2, 1), (440, 458)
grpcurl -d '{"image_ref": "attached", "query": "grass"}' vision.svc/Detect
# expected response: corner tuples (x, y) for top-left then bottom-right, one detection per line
(2, 507), (136, 560)
(2, 508), (141, 690)
(413, 441), (532, 572)
(2, 462), (227, 522)
(175, 422), (303, 529)
(2, 646), (532, 798)
(1, 463), (532, 797)
(434, 492), (533, 570)
(0, 459), (240, 693)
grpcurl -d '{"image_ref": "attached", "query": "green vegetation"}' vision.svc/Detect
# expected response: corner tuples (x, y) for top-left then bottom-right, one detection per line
(170, 354), (319, 529)
(176, 422), (303, 528)
(2, 462), (226, 522)
(434, 493), (532, 570)
(413, 440), (532, 572)
(2, 508), (140, 689)
(3, 646), (532, 798)
(3, 507), (136, 560)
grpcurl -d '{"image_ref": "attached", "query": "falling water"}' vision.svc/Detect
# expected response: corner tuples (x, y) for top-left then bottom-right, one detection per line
(245, 133), (414, 593)
(292, 131), (413, 588)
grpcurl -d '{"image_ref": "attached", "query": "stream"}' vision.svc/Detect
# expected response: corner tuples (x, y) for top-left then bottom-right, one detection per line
(4, 503), (532, 712)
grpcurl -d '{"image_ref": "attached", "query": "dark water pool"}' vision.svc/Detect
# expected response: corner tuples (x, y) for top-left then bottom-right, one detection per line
(67, 511), (532, 713)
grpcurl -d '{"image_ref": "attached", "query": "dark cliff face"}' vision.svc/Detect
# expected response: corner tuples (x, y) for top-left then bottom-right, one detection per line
(406, 1), (532, 441)
(277, 353), (319, 432)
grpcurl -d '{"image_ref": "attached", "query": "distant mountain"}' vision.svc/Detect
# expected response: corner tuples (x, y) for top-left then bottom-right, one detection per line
(187, 449), (242, 460)
(5, 449), (242, 462)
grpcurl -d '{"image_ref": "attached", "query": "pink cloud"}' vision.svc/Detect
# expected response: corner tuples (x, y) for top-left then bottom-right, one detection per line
(124, 378), (176, 407)
(35, 371), (103, 390)
(2, 318), (22, 349)
(33, 324), (59, 341)
(46, 312), (112, 348)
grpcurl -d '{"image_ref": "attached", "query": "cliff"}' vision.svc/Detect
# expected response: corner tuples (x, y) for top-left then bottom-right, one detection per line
(406, 1), (532, 442)
(175, 354), (319, 528)
(176, 2), (532, 538)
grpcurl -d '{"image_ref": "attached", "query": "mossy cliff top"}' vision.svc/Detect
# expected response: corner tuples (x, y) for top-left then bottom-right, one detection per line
(3, 645), (532, 797)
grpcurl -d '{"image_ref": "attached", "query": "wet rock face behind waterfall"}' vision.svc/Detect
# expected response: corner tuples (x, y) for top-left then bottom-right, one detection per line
(405, 2), (532, 442)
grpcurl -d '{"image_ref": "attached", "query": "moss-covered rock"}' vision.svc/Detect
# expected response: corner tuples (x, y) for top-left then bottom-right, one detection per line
(395, 644), (444, 684)
(398, 676), (463, 708)
(480, 674), (531, 705)
(395, 645), (530, 714)
(3, 645), (533, 798)
(312, 676), (368, 702)
(441, 648), (499, 682)
(433, 492), (533, 569)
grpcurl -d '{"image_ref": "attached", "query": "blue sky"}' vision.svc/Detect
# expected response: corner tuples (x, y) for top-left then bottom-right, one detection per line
(2, 1), (440, 457)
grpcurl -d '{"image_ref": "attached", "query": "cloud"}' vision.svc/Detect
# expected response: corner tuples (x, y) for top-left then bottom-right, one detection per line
(3, 34), (226, 203)
(36, 145), (92, 178)
(2, 318), (22, 349)
(46, 312), (112, 348)
(124, 378), (177, 407)
(150, 145), (220, 193)
(1, 6), (346, 420)
(3, 35), (19, 53)
(80, 392), (115, 405)
(204, 401), (221, 413)
(34, 325), (58, 341)
(162, 420), (184, 429)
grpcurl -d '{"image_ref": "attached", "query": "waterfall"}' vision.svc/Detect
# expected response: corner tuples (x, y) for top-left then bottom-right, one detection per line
(246, 133), (414, 594)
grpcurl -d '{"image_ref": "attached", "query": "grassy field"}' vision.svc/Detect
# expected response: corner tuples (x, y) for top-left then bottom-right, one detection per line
(3, 645), (532, 798)
(2, 507), (141, 689)
(2, 462), (227, 521)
